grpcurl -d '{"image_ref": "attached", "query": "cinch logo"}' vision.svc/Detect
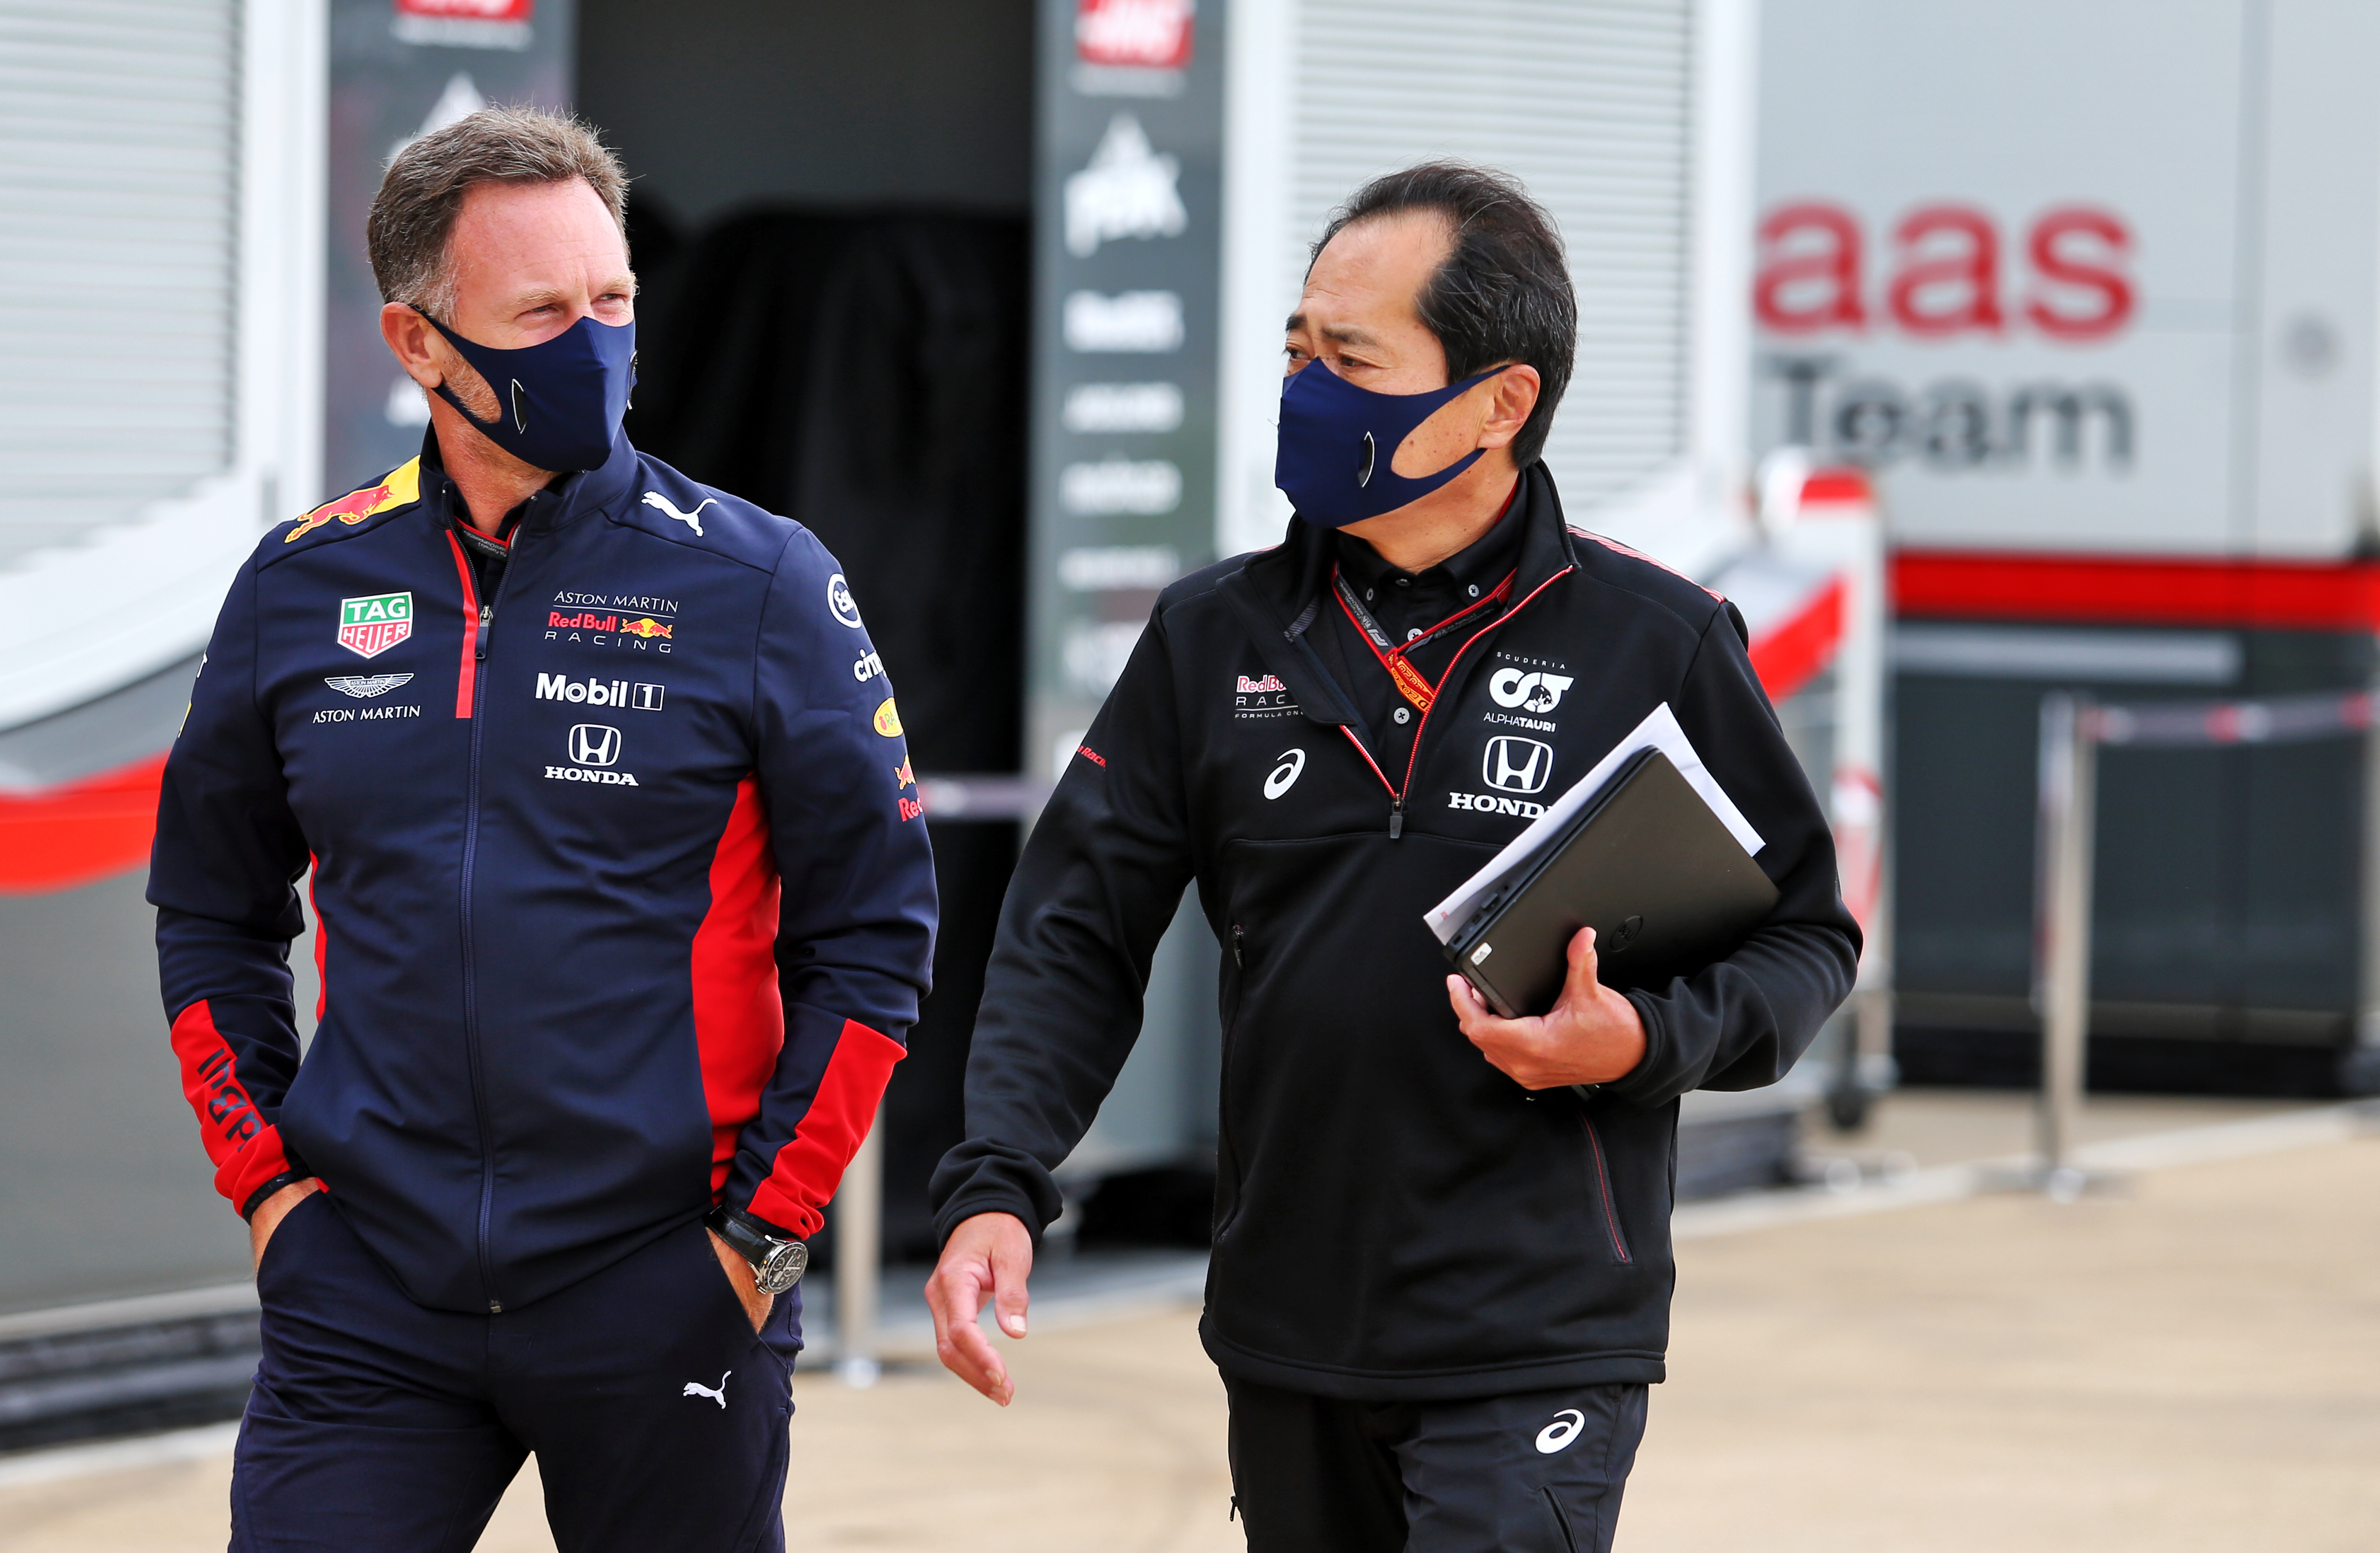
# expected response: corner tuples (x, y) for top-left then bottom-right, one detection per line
(1237, 674), (1286, 694)
(1448, 790), (1546, 818)
(337, 592), (413, 660)
(853, 651), (885, 682)
(536, 674), (663, 710)
(1482, 737), (1553, 795)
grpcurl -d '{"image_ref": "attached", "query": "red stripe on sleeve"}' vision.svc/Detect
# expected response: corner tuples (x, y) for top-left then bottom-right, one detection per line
(691, 776), (784, 1194)
(307, 859), (328, 1025)
(444, 532), (478, 719)
(746, 1020), (905, 1239)
(169, 999), (294, 1212)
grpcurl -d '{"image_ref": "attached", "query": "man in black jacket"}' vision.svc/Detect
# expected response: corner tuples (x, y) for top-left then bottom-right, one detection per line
(926, 164), (1858, 1552)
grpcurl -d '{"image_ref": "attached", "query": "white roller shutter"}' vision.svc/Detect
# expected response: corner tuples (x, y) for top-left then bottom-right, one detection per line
(0, 0), (321, 733)
(0, 0), (242, 567)
(1293, 0), (1696, 509)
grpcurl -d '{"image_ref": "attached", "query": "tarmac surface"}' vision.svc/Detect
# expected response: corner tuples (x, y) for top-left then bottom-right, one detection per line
(1, 1089), (2374, 1552)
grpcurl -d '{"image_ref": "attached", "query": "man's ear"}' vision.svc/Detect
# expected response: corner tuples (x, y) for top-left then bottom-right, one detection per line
(1475, 364), (1542, 452)
(380, 303), (444, 390)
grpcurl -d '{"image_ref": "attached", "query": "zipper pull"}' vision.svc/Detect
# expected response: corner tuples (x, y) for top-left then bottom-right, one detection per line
(474, 602), (492, 662)
(1388, 803), (1404, 839)
(1230, 924), (1245, 967)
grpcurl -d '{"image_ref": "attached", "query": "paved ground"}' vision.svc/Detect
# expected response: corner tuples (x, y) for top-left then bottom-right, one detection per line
(3, 1091), (2375, 1552)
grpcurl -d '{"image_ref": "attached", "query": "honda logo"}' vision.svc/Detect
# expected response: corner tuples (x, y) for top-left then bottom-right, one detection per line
(1483, 736), (1553, 794)
(569, 724), (622, 767)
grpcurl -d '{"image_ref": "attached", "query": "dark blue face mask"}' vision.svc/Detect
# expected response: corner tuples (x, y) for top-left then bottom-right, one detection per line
(423, 311), (637, 474)
(1274, 361), (1510, 528)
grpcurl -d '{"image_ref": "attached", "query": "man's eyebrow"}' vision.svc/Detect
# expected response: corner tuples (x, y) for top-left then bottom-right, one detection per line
(1283, 313), (1378, 349)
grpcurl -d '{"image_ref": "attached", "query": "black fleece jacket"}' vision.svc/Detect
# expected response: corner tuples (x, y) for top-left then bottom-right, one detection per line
(932, 466), (1859, 1400)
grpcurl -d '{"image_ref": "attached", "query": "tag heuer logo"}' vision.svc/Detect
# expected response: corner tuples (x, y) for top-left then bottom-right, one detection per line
(337, 593), (413, 659)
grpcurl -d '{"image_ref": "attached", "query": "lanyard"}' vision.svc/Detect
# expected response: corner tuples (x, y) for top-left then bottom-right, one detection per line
(1330, 566), (1515, 714)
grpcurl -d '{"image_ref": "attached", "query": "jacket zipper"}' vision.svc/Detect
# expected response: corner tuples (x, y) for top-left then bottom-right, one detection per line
(1579, 1111), (1632, 1264)
(1335, 565), (1575, 838)
(448, 532), (514, 1312)
(1213, 923), (1249, 1238)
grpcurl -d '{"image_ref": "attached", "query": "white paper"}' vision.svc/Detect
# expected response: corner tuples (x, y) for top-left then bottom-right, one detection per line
(1422, 703), (1765, 944)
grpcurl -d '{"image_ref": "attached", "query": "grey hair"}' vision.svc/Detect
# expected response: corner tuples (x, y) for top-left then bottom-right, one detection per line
(367, 105), (630, 319)
(1311, 162), (1577, 469)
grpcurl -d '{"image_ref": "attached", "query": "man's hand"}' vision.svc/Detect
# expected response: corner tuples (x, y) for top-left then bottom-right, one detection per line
(707, 1231), (775, 1334)
(1448, 926), (1647, 1089)
(248, 1178), (322, 1273)
(925, 1212), (1033, 1406)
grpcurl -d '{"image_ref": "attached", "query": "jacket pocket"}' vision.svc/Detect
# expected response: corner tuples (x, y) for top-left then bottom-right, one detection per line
(1579, 1112), (1632, 1264)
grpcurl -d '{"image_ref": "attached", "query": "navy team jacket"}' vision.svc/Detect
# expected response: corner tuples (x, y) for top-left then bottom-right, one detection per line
(150, 434), (938, 1315)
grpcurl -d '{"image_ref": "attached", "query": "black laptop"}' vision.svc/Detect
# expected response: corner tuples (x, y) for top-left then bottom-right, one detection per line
(1441, 748), (1779, 1018)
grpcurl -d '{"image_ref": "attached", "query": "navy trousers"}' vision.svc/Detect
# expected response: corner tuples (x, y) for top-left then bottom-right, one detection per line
(232, 1191), (799, 1553)
(1224, 1374), (1648, 1553)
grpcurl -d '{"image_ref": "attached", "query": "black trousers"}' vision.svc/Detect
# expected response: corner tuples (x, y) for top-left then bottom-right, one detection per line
(1224, 1373), (1648, 1553)
(231, 1191), (800, 1553)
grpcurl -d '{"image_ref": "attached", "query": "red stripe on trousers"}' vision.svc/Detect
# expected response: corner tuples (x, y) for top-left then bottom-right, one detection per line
(168, 999), (292, 1211)
(444, 532), (478, 718)
(691, 776), (784, 1195)
(747, 1020), (905, 1239)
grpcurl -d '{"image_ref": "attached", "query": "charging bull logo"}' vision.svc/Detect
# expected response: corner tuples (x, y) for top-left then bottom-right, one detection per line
(286, 458), (421, 543)
(620, 617), (673, 640)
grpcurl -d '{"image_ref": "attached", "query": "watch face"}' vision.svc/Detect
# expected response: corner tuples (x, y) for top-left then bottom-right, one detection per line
(757, 1239), (808, 1294)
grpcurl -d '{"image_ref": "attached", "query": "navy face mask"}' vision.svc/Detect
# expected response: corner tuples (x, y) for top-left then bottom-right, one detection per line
(423, 311), (637, 474)
(1274, 361), (1510, 528)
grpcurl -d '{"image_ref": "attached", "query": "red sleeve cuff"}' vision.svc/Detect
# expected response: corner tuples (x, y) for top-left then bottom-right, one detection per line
(746, 1019), (904, 1238)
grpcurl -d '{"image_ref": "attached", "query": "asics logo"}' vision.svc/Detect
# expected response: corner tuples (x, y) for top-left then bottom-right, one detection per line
(1262, 747), (1306, 800)
(1490, 668), (1574, 714)
(641, 491), (717, 537)
(1535, 1408), (1585, 1454)
(681, 1371), (730, 1408)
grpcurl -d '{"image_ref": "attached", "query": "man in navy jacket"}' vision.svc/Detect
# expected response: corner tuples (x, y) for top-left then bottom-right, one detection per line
(151, 107), (935, 1552)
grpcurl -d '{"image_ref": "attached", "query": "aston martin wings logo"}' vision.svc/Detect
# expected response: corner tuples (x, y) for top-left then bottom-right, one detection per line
(324, 674), (415, 699)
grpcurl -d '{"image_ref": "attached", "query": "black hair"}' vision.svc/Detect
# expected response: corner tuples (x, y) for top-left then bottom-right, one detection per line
(1311, 162), (1576, 469)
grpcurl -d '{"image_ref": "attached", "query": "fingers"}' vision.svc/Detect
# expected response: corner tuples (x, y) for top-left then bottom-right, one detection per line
(988, 1229), (1032, 1339)
(927, 1260), (1012, 1405)
(1564, 926), (1601, 997)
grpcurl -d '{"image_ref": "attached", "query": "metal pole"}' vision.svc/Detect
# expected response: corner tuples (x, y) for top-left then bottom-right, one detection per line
(2352, 675), (2380, 1094)
(2034, 693), (2096, 1198)
(834, 1102), (884, 1386)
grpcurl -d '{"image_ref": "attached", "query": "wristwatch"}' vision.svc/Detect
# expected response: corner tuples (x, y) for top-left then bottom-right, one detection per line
(705, 1206), (809, 1294)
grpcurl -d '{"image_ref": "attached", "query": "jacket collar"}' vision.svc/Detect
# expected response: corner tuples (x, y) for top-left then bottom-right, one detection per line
(416, 427), (642, 541)
(1218, 464), (1579, 727)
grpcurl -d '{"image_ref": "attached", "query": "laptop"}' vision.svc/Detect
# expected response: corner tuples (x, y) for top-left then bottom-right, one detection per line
(1441, 747), (1779, 1018)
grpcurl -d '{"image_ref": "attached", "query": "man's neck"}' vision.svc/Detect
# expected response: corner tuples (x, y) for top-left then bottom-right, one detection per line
(427, 400), (556, 537)
(1340, 460), (1521, 573)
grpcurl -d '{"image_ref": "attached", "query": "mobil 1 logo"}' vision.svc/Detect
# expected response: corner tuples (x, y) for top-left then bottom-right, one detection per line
(536, 673), (664, 711)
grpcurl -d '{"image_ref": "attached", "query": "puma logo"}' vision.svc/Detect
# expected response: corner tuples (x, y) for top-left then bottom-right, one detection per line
(641, 491), (718, 537)
(681, 1371), (730, 1408)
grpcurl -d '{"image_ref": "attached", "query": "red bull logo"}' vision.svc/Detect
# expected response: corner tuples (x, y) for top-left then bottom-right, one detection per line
(286, 458), (420, 543)
(893, 759), (916, 788)
(620, 617), (673, 639)
(550, 611), (618, 631)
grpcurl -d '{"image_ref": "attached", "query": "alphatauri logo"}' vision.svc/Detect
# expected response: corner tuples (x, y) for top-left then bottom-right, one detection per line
(1490, 668), (1574, 714)
(1535, 1408), (1586, 1454)
(1262, 748), (1306, 799)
